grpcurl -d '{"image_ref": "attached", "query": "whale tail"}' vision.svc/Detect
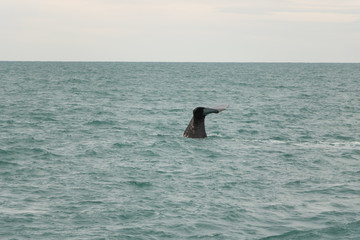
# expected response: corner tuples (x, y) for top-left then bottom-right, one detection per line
(183, 104), (229, 138)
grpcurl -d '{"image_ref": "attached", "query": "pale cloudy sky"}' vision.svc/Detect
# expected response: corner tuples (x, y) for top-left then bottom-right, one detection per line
(1, 0), (360, 62)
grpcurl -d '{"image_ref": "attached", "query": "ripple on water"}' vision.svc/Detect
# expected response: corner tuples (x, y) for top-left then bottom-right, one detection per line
(1, 62), (360, 239)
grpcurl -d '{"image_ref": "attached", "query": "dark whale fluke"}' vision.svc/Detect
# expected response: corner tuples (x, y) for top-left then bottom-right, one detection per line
(183, 104), (229, 138)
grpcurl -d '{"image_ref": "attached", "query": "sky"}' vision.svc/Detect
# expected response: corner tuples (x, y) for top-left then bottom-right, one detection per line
(1, 0), (360, 62)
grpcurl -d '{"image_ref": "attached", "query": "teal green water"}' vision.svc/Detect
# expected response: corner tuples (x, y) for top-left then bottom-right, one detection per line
(1, 62), (359, 239)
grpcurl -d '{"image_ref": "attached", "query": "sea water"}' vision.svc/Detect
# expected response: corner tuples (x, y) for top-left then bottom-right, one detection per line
(0, 62), (359, 239)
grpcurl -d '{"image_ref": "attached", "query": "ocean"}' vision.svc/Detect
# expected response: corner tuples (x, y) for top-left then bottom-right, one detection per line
(0, 62), (359, 239)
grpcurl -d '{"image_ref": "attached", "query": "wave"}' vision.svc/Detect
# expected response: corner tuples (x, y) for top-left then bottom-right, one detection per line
(112, 142), (135, 149)
(0, 160), (19, 166)
(261, 220), (360, 240)
(294, 141), (360, 151)
(244, 139), (360, 150)
(85, 120), (117, 126)
(126, 180), (152, 188)
(0, 146), (61, 160)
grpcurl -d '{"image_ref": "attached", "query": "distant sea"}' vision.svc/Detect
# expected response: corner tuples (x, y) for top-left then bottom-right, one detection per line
(1, 62), (359, 239)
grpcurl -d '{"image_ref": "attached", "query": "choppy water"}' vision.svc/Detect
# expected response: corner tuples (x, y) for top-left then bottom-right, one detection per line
(1, 62), (359, 239)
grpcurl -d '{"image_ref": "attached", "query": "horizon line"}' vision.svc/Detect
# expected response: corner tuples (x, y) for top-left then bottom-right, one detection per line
(1, 60), (359, 64)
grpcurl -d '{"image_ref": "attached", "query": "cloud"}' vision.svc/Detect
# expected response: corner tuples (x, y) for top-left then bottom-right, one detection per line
(218, 0), (360, 23)
(290, 0), (360, 11)
(1, 0), (360, 61)
(270, 11), (360, 23)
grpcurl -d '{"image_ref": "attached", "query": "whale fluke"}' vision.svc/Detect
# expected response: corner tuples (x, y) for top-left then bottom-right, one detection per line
(183, 104), (229, 138)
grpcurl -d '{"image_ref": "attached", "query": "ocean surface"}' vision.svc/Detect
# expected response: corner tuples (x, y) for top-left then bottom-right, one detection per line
(0, 62), (359, 239)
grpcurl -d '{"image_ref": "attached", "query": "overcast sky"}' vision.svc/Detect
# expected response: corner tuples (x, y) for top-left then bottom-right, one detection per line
(1, 0), (360, 62)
